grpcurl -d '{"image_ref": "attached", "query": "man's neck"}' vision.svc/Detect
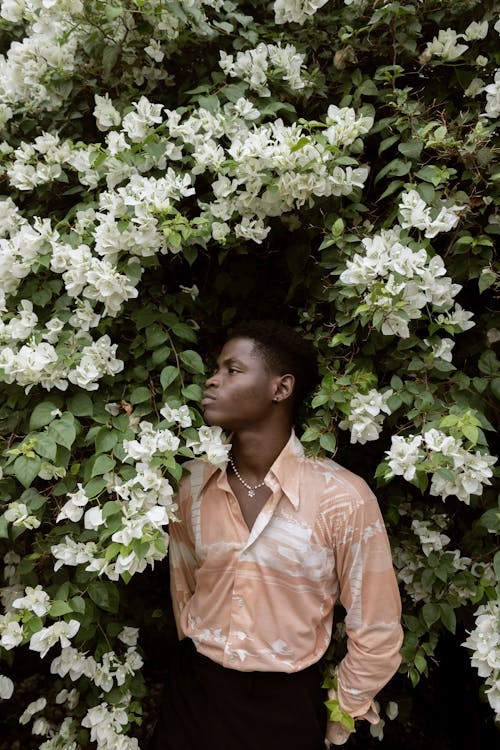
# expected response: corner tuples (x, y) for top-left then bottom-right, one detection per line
(230, 424), (293, 479)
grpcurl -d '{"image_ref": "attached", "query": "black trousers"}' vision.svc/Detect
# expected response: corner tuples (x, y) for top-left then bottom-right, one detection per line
(148, 639), (327, 750)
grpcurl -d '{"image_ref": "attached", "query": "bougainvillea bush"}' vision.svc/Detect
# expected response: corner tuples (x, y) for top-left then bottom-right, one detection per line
(0, 0), (498, 747)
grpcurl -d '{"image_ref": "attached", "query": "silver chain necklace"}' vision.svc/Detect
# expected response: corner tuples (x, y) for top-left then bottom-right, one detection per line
(228, 454), (266, 498)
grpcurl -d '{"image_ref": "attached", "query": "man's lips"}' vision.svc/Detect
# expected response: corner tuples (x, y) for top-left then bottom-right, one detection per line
(201, 393), (216, 406)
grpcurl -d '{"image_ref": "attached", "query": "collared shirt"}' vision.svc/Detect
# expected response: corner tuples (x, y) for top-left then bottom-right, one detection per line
(169, 432), (403, 719)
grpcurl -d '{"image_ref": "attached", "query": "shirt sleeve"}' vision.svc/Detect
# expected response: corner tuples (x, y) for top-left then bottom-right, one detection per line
(168, 473), (198, 640)
(332, 473), (403, 722)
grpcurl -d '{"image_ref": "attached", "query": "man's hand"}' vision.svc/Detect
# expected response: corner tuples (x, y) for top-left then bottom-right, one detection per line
(325, 720), (353, 745)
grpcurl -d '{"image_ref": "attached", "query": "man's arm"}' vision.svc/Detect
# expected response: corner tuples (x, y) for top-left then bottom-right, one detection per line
(327, 473), (403, 742)
(168, 475), (198, 639)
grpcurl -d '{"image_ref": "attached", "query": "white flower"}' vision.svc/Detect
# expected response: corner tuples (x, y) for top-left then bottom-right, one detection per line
(425, 337), (455, 362)
(3, 502), (40, 529)
(386, 434), (423, 481)
(412, 519), (450, 556)
(84, 506), (105, 530)
(56, 484), (89, 523)
(93, 94), (121, 131)
(51, 646), (96, 681)
(0, 675), (14, 699)
(339, 388), (393, 445)
(463, 21), (488, 41)
(160, 403), (192, 427)
(121, 96), (163, 142)
(465, 77), (485, 97)
(274, 0), (329, 25)
(426, 29), (469, 61)
(187, 425), (231, 466)
(144, 39), (165, 63)
(20, 697), (47, 725)
(118, 627), (139, 647)
(386, 701), (399, 720)
(12, 585), (51, 617)
(483, 70), (500, 119)
(55, 688), (79, 709)
(29, 619), (80, 659)
(0, 618), (23, 650)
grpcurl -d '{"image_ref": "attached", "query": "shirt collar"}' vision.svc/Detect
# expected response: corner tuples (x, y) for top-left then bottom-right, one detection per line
(203, 430), (304, 510)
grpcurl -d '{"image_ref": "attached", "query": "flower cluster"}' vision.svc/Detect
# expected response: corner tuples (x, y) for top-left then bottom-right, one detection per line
(411, 519), (450, 557)
(0, 0), (223, 123)
(49, 414), (229, 581)
(398, 189), (465, 239)
(274, 0), (330, 25)
(385, 428), (496, 504)
(338, 388), (393, 444)
(463, 599), (500, 719)
(219, 42), (310, 96)
(1, 87), (372, 393)
(339, 224), (474, 338)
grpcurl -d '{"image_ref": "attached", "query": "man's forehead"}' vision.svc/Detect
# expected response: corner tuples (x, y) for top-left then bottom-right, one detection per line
(218, 336), (265, 363)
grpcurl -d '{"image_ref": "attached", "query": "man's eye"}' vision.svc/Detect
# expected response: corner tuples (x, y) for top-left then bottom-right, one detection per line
(228, 368), (239, 374)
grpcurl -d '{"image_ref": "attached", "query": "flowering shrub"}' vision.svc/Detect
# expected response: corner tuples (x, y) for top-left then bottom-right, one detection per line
(0, 0), (498, 746)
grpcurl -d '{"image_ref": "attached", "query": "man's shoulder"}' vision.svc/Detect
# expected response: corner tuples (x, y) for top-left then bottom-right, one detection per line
(178, 458), (220, 497)
(300, 454), (375, 505)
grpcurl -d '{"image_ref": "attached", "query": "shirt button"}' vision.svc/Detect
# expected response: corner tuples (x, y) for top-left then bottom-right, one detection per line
(237, 598), (245, 608)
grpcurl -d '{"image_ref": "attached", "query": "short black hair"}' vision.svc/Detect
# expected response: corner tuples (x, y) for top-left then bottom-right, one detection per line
(229, 320), (318, 409)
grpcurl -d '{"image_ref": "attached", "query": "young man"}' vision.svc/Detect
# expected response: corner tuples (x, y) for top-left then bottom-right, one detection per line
(152, 321), (402, 749)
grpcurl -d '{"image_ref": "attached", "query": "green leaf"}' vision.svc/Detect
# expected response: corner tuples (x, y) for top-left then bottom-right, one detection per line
(414, 652), (427, 674)
(67, 394), (94, 417)
(290, 136), (311, 153)
(95, 428), (119, 454)
(422, 603), (440, 628)
(462, 425), (479, 445)
(129, 387), (151, 404)
(324, 700), (355, 731)
(179, 350), (205, 374)
(0, 515), (9, 539)
(29, 401), (61, 430)
(374, 158), (411, 184)
(479, 350), (499, 376)
(102, 501), (121, 519)
(88, 581), (120, 613)
(84, 476), (108, 498)
(171, 323), (197, 342)
(319, 433), (337, 453)
(102, 44), (120, 75)
(490, 378), (500, 400)
(49, 600), (73, 617)
(479, 270), (496, 294)
(90, 455), (116, 478)
(398, 140), (423, 159)
(439, 603), (456, 634)
(181, 384), (202, 401)
(34, 434), (57, 461)
(146, 325), (168, 349)
(160, 366), (179, 390)
(70, 596), (86, 614)
(13, 455), (42, 489)
(493, 551), (500, 580)
(50, 417), (76, 449)
(478, 508), (500, 533)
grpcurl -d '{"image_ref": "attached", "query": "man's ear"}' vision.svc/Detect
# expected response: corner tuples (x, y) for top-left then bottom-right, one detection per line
(272, 374), (295, 403)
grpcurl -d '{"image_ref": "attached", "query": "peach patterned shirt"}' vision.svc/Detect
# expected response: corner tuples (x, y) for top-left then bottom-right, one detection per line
(169, 431), (403, 719)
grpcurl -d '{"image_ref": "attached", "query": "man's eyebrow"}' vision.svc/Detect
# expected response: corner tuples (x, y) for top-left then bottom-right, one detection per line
(217, 356), (246, 367)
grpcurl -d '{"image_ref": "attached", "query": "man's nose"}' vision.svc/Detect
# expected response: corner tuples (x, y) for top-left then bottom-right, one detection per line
(205, 372), (219, 387)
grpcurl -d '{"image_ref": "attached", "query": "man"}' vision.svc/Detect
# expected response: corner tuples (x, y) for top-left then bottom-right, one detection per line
(152, 320), (402, 749)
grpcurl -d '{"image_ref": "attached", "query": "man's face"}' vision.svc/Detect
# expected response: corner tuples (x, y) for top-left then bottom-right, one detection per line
(202, 337), (279, 432)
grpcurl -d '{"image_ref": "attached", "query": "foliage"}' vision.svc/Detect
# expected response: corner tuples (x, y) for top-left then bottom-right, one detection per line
(0, 0), (498, 746)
